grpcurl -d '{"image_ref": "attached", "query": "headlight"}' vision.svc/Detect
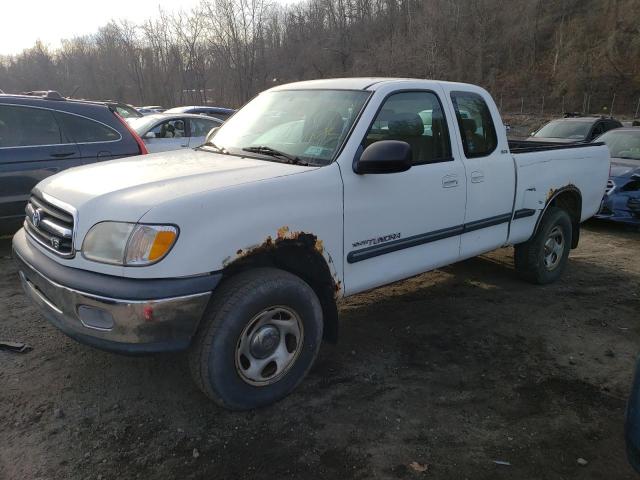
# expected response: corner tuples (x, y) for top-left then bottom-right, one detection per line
(82, 222), (178, 266)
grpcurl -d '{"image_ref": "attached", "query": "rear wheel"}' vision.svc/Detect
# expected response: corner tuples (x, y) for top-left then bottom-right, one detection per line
(514, 207), (573, 285)
(189, 268), (323, 410)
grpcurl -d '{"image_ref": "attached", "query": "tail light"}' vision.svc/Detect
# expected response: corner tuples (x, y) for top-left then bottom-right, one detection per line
(113, 111), (148, 155)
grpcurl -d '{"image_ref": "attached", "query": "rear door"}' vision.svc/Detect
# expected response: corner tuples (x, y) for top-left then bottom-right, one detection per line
(445, 89), (516, 259)
(0, 104), (80, 227)
(55, 110), (123, 163)
(188, 117), (222, 148)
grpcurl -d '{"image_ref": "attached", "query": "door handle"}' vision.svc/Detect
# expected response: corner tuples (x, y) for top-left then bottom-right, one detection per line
(50, 152), (75, 158)
(442, 175), (459, 188)
(471, 171), (485, 183)
(181, 144), (189, 147)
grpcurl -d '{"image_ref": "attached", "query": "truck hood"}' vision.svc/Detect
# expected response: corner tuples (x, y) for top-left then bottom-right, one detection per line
(36, 149), (317, 224)
(525, 136), (581, 144)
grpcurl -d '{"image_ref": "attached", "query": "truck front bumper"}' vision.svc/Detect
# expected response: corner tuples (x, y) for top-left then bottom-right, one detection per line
(12, 229), (221, 354)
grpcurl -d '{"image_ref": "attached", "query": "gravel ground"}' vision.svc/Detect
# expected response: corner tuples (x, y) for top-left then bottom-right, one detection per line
(1, 220), (639, 480)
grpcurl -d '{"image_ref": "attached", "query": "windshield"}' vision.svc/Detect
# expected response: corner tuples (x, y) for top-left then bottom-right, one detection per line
(598, 130), (640, 160)
(130, 116), (163, 135)
(206, 89), (370, 165)
(533, 120), (591, 140)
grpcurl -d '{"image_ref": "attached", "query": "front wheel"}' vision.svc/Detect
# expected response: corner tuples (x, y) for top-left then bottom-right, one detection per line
(189, 268), (323, 410)
(514, 207), (573, 285)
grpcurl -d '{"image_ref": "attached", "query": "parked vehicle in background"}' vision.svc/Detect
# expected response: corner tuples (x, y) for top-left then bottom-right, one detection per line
(141, 105), (166, 113)
(0, 91), (148, 235)
(103, 101), (143, 122)
(594, 128), (640, 225)
(527, 115), (622, 143)
(130, 113), (222, 153)
(164, 106), (235, 121)
(13, 78), (609, 410)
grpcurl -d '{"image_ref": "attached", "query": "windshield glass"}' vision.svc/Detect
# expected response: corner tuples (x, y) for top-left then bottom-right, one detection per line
(599, 130), (640, 160)
(207, 89), (370, 165)
(130, 116), (163, 135)
(534, 120), (591, 139)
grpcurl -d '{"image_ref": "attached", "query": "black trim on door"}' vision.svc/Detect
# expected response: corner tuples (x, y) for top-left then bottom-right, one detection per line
(347, 224), (464, 264)
(513, 208), (536, 219)
(464, 213), (512, 233)
(347, 209), (537, 264)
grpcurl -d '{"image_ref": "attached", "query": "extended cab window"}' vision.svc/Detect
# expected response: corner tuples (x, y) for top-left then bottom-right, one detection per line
(364, 91), (451, 165)
(0, 105), (62, 147)
(451, 92), (497, 158)
(56, 112), (120, 143)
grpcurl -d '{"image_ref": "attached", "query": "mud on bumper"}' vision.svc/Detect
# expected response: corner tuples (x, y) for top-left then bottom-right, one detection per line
(12, 229), (220, 354)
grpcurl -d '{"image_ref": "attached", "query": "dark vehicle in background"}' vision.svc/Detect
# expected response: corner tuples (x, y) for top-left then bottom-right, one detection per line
(164, 105), (235, 121)
(139, 105), (166, 114)
(0, 91), (147, 234)
(527, 116), (622, 144)
(595, 128), (640, 225)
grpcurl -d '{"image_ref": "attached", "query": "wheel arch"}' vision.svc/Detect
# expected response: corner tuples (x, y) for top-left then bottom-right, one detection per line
(221, 232), (339, 343)
(533, 185), (582, 248)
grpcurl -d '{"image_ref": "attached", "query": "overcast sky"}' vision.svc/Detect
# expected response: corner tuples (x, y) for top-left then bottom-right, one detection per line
(1, 0), (300, 56)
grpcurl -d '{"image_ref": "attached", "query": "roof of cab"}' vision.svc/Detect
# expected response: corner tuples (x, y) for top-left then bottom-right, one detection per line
(269, 77), (413, 91)
(268, 77), (481, 92)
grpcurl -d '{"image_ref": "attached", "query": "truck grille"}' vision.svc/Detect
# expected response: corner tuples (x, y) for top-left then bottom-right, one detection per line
(24, 194), (75, 257)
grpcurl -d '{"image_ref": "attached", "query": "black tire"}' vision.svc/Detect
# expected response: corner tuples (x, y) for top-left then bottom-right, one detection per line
(514, 207), (573, 285)
(189, 267), (323, 410)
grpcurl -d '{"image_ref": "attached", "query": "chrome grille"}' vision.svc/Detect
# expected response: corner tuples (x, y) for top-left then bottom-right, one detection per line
(605, 179), (615, 195)
(24, 194), (75, 257)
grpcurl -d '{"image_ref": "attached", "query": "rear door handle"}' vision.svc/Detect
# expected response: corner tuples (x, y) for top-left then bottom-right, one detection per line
(50, 152), (75, 158)
(471, 171), (485, 183)
(442, 175), (459, 188)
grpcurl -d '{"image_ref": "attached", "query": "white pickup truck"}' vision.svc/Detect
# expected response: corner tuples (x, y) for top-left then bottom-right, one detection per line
(13, 78), (609, 410)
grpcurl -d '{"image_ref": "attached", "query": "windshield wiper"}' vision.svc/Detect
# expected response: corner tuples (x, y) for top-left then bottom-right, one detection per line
(242, 145), (310, 165)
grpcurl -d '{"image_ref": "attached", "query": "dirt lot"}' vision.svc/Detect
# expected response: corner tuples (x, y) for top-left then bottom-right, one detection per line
(1, 221), (639, 480)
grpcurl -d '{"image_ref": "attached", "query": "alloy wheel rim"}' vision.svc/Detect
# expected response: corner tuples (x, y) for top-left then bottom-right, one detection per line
(235, 306), (304, 386)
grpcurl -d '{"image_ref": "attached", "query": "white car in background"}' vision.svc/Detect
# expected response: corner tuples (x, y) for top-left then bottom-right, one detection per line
(130, 113), (222, 153)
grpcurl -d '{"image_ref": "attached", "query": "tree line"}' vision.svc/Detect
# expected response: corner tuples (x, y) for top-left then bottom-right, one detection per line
(1, 0), (639, 114)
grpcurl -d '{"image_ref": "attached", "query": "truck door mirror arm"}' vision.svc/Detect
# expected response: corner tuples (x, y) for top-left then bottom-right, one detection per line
(353, 140), (413, 174)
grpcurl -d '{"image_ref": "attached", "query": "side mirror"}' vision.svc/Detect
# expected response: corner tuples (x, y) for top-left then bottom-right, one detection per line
(143, 131), (156, 139)
(204, 127), (220, 144)
(353, 140), (412, 174)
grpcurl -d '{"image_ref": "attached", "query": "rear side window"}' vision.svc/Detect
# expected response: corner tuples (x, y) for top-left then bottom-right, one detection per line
(0, 105), (62, 147)
(364, 91), (452, 165)
(56, 112), (120, 143)
(451, 92), (497, 158)
(190, 117), (219, 137)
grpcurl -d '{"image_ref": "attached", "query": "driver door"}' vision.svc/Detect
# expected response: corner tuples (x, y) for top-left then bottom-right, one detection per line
(341, 88), (467, 294)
